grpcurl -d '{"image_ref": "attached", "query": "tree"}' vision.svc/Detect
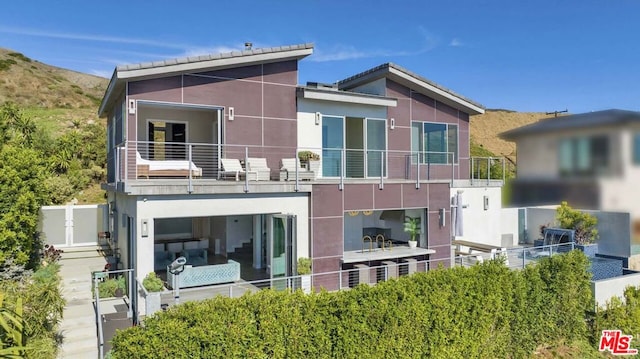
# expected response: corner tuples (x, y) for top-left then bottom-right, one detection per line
(0, 145), (50, 268)
(0, 103), (37, 147)
(555, 201), (598, 245)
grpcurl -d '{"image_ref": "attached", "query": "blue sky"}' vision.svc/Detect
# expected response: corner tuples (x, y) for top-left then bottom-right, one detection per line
(1, 1), (639, 113)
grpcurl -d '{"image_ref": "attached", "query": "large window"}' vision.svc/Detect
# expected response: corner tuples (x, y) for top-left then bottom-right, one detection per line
(558, 136), (609, 176)
(411, 122), (458, 164)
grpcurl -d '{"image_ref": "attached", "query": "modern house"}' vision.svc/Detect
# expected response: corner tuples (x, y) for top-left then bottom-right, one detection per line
(500, 109), (640, 266)
(98, 43), (504, 294)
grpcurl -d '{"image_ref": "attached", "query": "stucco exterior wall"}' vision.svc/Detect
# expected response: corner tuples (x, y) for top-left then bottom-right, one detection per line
(451, 186), (503, 247)
(125, 61), (298, 157)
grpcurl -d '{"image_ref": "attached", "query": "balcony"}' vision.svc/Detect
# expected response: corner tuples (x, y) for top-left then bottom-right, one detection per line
(105, 141), (504, 195)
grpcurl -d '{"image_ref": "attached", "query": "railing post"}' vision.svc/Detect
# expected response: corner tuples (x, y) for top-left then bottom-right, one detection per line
(415, 151), (420, 189)
(522, 248), (526, 268)
(379, 151), (384, 190)
(244, 147), (249, 193)
(487, 157), (491, 185)
(295, 153), (300, 192)
(188, 145), (194, 193)
(339, 149), (344, 191)
(94, 273), (104, 359)
(470, 157), (474, 186)
(451, 152), (454, 186)
(127, 270), (133, 319)
(115, 145), (120, 184)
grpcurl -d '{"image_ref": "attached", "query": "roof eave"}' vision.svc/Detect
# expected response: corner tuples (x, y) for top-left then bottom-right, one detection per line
(339, 65), (484, 115)
(298, 87), (397, 107)
(98, 69), (119, 117)
(99, 46), (313, 118)
(118, 47), (312, 80)
(386, 67), (484, 115)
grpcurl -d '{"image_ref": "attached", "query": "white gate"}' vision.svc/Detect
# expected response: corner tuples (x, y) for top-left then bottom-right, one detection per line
(39, 204), (108, 247)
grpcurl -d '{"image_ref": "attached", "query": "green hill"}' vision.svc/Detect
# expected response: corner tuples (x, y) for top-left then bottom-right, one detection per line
(0, 48), (109, 204)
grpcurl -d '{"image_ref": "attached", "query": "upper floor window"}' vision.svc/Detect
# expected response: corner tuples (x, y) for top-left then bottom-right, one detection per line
(633, 133), (640, 165)
(558, 135), (608, 176)
(411, 121), (458, 164)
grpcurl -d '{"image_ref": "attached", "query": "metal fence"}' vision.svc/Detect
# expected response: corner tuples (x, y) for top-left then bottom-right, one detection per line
(135, 244), (575, 319)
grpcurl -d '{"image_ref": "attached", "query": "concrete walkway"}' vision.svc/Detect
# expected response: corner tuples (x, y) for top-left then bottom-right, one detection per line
(57, 246), (107, 359)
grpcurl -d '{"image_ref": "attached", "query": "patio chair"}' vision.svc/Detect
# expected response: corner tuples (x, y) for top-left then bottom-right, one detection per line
(246, 157), (271, 181)
(220, 158), (257, 181)
(279, 158), (314, 181)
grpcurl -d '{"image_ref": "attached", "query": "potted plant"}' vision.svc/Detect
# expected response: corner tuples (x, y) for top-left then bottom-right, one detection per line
(403, 216), (420, 249)
(555, 201), (599, 257)
(297, 257), (312, 294)
(142, 272), (165, 315)
(297, 150), (321, 175)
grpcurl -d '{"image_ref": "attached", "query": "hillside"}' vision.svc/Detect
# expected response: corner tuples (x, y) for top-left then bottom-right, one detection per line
(0, 48), (107, 109)
(0, 47), (109, 204)
(470, 109), (549, 162)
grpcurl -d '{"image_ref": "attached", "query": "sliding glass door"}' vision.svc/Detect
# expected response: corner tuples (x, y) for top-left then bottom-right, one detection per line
(322, 116), (344, 177)
(321, 116), (387, 178)
(366, 118), (386, 177)
(148, 120), (187, 160)
(270, 214), (296, 290)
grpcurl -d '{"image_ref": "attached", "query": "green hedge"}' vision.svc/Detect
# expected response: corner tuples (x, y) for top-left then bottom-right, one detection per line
(111, 251), (592, 359)
(591, 285), (640, 351)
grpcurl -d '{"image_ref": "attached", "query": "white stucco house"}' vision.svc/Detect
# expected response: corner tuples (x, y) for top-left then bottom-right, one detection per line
(500, 109), (640, 267)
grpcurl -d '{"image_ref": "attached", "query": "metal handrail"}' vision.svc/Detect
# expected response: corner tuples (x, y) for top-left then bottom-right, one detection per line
(109, 141), (503, 189)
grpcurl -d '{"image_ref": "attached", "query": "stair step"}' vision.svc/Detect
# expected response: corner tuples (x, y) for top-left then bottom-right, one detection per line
(61, 251), (103, 260)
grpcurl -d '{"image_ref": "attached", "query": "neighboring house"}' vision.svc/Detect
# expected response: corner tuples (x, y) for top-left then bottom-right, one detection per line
(500, 109), (640, 262)
(98, 43), (503, 295)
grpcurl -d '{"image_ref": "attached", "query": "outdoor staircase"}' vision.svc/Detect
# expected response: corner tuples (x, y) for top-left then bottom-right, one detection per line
(58, 246), (108, 359)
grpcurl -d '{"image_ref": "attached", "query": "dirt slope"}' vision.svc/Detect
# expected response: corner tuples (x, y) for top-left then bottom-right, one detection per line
(470, 110), (549, 161)
(0, 47), (108, 109)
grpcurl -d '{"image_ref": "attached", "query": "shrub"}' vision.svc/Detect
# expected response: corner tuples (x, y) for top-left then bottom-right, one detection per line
(96, 276), (127, 298)
(296, 257), (311, 275)
(556, 201), (598, 244)
(7, 52), (32, 62)
(41, 244), (63, 266)
(110, 251), (593, 358)
(142, 273), (164, 292)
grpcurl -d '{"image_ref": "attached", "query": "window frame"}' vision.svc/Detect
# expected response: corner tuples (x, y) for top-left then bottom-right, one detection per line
(411, 121), (458, 165)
